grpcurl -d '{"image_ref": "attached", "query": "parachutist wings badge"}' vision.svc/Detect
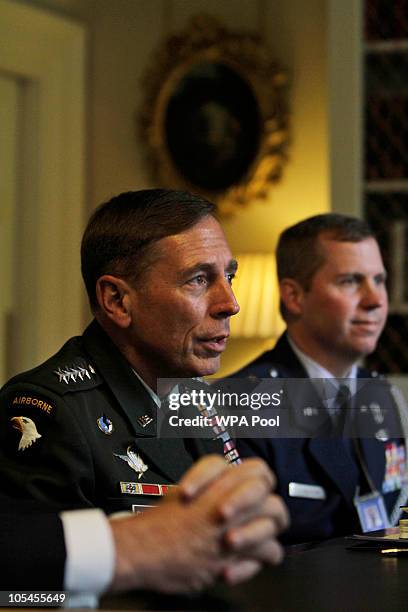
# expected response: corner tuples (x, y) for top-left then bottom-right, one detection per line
(114, 446), (148, 479)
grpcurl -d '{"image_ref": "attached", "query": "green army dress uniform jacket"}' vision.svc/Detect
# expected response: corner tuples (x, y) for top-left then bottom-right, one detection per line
(0, 320), (221, 513)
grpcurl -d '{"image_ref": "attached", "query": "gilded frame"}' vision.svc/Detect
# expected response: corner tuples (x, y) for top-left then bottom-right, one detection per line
(138, 15), (289, 215)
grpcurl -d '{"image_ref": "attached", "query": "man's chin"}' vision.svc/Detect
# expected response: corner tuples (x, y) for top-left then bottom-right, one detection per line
(349, 339), (379, 359)
(191, 356), (221, 378)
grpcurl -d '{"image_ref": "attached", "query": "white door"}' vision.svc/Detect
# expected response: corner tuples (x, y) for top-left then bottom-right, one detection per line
(0, 75), (19, 383)
(0, 0), (85, 382)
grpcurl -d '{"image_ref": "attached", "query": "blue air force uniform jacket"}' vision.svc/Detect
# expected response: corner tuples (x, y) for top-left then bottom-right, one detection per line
(232, 333), (408, 543)
(0, 320), (221, 513)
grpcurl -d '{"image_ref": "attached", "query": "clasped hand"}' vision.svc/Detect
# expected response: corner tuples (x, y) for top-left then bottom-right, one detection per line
(111, 456), (289, 593)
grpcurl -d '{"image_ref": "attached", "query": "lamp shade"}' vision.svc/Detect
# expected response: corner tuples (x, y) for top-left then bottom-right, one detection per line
(230, 253), (284, 339)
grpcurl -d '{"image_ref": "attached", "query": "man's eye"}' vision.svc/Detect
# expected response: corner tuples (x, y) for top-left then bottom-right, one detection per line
(188, 275), (207, 286)
(339, 277), (357, 286)
(226, 273), (235, 285)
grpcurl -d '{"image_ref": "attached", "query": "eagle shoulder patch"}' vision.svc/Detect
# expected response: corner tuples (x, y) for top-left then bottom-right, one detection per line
(11, 415), (42, 451)
(5, 391), (57, 455)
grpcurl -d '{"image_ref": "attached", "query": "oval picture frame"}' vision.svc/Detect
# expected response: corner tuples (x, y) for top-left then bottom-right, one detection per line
(139, 15), (289, 215)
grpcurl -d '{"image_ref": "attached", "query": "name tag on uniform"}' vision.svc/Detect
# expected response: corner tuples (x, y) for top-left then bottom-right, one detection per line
(132, 504), (156, 514)
(288, 482), (326, 500)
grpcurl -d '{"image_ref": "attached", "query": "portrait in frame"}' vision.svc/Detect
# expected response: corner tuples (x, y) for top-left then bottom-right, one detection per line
(139, 15), (290, 215)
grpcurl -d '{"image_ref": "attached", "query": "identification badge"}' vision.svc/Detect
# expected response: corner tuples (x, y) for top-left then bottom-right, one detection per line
(354, 489), (390, 532)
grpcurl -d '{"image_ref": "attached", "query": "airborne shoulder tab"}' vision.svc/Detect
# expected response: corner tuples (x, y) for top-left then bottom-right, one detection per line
(12, 394), (55, 416)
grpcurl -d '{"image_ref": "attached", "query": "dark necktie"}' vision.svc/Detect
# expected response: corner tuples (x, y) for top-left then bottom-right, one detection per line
(332, 384), (352, 437)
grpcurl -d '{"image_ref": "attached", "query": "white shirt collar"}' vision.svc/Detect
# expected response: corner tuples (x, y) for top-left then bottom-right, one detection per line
(287, 334), (358, 392)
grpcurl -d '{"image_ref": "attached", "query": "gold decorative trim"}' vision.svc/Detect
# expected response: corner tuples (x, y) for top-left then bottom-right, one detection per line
(138, 15), (289, 215)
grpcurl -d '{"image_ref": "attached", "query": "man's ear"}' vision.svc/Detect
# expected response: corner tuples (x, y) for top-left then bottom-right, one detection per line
(279, 278), (305, 318)
(95, 275), (133, 328)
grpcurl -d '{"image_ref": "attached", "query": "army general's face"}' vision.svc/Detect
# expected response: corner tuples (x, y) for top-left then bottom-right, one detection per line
(125, 216), (239, 388)
(289, 236), (388, 376)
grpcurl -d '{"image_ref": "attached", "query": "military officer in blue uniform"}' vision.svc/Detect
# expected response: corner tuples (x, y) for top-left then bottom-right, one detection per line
(233, 213), (408, 543)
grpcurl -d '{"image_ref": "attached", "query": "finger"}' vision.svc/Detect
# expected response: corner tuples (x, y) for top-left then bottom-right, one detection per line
(224, 516), (279, 551)
(223, 492), (289, 532)
(224, 537), (285, 568)
(267, 494), (290, 532)
(258, 494), (290, 533)
(202, 458), (275, 514)
(218, 477), (271, 522)
(217, 458), (275, 493)
(222, 559), (262, 585)
(238, 458), (276, 490)
(178, 455), (229, 500)
(182, 457), (274, 506)
(242, 538), (285, 566)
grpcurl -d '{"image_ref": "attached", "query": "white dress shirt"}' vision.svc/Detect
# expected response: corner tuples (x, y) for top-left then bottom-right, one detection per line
(61, 508), (115, 606)
(287, 335), (357, 413)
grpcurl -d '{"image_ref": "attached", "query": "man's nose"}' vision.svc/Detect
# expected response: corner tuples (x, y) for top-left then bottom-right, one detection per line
(361, 280), (388, 310)
(210, 280), (240, 318)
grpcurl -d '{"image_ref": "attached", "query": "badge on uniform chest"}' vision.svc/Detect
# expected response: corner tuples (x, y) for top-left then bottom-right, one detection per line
(120, 482), (173, 496)
(97, 414), (114, 434)
(120, 481), (174, 514)
(114, 446), (149, 479)
(382, 442), (406, 493)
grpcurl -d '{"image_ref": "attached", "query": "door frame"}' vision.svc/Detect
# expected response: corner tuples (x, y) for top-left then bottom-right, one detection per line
(0, 0), (85, 372)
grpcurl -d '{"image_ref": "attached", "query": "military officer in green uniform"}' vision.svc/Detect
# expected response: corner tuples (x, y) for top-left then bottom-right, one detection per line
(0, 189), (242, 512)
(0, 188), (290, 591)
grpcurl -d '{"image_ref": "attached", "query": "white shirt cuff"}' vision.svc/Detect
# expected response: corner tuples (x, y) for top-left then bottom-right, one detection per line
(61, 508), (115, 594)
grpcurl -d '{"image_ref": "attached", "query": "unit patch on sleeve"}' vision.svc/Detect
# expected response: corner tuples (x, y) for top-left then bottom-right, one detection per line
(5, 391), (57, 456)
(11, 416), (42, 451)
